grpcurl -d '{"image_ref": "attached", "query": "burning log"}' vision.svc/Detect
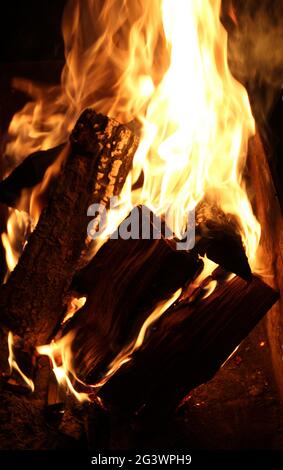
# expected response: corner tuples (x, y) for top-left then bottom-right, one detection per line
(66, 225), (203, 383)
(98, 272), (278, 422)
(0, 109), (138, 348)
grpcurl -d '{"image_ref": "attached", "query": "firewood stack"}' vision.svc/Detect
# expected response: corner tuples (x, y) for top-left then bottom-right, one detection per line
(0, 108), (279, 449)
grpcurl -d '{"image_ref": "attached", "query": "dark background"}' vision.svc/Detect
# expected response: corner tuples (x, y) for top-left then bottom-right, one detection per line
(0, 0), (66, 63)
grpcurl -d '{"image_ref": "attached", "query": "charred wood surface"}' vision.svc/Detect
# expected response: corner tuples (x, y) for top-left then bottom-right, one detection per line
(99, 274), (278, 418)
(0, 109), (138, 346)
(193, 204), (252, 281)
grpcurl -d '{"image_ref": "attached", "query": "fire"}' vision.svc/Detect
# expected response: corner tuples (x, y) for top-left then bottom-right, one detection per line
(1, 209), (29, 280)
(130, 0), (260, 266)
(62, 295), (87, 324)
(36, 294), (88, 401)
(3, 0), (262, 401)
(37, 333), (90, 403)
(8, 331), (34, 392)
(5, 0), (260, 268)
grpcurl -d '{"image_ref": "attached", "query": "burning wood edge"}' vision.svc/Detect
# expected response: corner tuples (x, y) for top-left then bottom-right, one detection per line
(0, 109), (138, 350)
(162, 202), (252, 281)
(96, 272), (279, 422)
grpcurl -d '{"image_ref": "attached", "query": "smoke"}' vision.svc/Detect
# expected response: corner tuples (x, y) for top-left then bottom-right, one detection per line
(223, 0), (283, 123)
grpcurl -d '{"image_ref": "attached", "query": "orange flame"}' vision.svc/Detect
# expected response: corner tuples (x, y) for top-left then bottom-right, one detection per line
(37, 333), (90, 403)
(8, 332), (34, 392)
(62, 295), (87, 324)
(1, 209), (30, 280)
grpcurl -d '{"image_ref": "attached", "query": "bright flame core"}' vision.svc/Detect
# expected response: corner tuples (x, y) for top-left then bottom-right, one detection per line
(133, 0), (260, 263)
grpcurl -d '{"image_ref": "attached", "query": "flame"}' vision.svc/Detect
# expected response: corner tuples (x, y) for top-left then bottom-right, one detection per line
(1, 209), (30, 280)
(36, 296), (88, 402)
(62, 295), (87, 324)
(7, 332), (34, 392)
(94, 287), (182, 388)
(221, 344), (240, 368)
(75, 0), (260, 270)
(37, 288), (181, 401)
(37, 333), (90, 403)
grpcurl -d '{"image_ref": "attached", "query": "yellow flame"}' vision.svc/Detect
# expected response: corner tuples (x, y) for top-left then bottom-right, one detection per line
(37, 333), (90, 403)
(8, 332), (34, 392)
(1, 209), (30, 280)
(62, 295), (87, 324)
(202, 279), (218, 299)
(221, 344), (240, 368)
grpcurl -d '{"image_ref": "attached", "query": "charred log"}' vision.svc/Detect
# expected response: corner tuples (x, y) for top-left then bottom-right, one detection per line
(0, 109), (138, 347)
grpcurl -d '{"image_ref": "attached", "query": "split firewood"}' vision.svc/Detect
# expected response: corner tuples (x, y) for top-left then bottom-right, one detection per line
(65, 226), (203, 383)
(98, 272), (278, 419)
(0, 109), (138, 348)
